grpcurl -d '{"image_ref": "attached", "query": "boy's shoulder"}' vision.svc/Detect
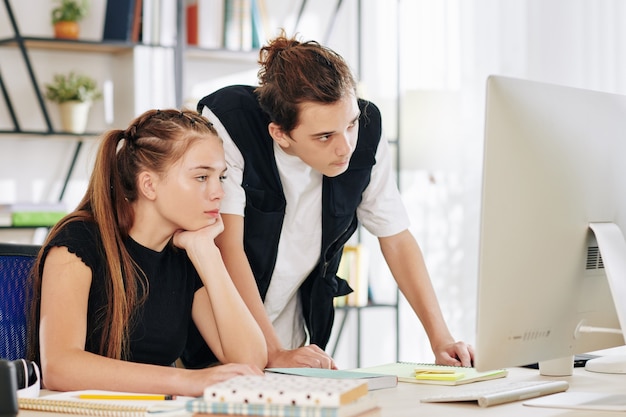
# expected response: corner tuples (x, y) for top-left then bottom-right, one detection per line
(199, 85), (258, 112)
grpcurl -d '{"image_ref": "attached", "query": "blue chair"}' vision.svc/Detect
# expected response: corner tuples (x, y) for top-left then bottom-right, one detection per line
(0, 242), (40, 360)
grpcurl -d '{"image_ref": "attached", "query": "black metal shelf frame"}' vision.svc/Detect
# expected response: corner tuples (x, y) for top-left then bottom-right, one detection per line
(0, 0), (120, 206)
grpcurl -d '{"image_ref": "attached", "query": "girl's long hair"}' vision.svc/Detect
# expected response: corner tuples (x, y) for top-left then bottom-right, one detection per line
(27, 109), (217, 362)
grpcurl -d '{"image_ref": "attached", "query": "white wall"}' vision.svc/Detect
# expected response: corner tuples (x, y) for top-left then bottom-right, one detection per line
(385, 0), (626, 369)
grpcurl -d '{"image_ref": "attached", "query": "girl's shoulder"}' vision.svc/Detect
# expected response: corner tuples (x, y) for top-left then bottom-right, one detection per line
(49, 219), (100, 246)
(46, 219), (103, 269)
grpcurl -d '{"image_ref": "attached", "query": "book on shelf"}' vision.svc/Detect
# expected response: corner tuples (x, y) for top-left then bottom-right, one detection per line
(186, 1), (198, 45)
(239, 0), (252, 51)
(141, 0), (153, 44)
(335, 244), (369, 307)
(149, 0), (161, 45)
(141, 0), (173, 45)
(250, 0), (270, 49)
(0, 207), (10, 226)
(187, 394), (380, 417)
(203, 373), (368, 407)
(223, 0), (242, 51)
(1, 202), (67, 227)
(265, 368), (397, 391)
(197, 0), (225, 49)
(250, 0), (262, 49)
(158, 0), (178, 47)
(102, 0), (137, 41)
(131, 0), (143, 42)
(350, 362), (508, 386)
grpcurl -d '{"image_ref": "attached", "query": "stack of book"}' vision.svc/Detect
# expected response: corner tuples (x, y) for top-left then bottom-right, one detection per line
(186, 373), (380, 416)
(334, 244), (370, 307)
(186, 0), (269, 51)
(0, 203), (66, 227)
(102, 0), (177, 46)
(103, 0), (269, 49)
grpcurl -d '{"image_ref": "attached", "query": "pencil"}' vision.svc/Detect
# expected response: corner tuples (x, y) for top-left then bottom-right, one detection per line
(78, 394), (175, 401)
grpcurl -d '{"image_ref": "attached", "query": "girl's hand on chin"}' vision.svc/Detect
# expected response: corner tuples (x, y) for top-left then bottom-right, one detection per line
(173, 215), (224, 250)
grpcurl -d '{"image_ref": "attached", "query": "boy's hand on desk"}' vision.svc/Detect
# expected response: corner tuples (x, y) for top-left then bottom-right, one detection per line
(434, 341), (474, 367)
(267, 345), (337, 369)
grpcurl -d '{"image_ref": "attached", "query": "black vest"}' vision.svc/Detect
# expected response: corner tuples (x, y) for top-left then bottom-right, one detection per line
(182, 85), (382, 368)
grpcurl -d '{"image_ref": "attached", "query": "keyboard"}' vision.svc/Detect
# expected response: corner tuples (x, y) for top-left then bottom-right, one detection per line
(420, 379), (569, 407)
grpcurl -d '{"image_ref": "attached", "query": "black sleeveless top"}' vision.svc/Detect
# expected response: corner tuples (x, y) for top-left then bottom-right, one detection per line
(43, 220), (202, 366)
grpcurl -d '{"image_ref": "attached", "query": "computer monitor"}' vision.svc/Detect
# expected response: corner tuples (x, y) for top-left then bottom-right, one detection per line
(474, 75), (626, 376)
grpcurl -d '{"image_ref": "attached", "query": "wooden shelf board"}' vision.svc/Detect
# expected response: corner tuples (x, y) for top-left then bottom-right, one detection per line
(0, 129), (100, 137)
(0, 37), (136, 54)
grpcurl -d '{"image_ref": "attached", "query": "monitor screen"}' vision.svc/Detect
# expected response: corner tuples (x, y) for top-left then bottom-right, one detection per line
(474, 75), (626, 375)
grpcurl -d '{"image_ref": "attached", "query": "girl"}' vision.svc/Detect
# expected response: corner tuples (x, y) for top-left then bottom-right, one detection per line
(27, 109), (267, 397)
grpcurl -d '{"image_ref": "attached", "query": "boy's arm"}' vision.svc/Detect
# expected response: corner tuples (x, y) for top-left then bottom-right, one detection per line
(379, 229), (474, 366)
(216, 213), (336, 369)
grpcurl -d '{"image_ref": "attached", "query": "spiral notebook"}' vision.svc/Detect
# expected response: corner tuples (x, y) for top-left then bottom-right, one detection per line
(350, 362), (508, 386)
(19, 390), (188, 417)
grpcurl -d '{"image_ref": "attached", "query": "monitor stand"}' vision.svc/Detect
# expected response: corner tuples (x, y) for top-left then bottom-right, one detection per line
(584, 223), (626, 375)
(539, 356), (574, 376)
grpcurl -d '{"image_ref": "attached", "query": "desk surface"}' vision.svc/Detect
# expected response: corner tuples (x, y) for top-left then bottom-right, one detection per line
(19, 349), (626, 417)
(372, 364), (624, 416)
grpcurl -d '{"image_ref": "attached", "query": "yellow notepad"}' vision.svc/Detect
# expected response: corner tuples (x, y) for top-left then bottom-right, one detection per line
(351, 362), (508, 386)
(414, 369), (465, 382)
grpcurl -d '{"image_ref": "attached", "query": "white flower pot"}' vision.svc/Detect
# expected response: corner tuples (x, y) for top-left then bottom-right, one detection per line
(59, 100), (92, 134)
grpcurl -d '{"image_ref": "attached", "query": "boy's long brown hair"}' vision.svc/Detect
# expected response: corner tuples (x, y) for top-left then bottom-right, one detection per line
(27, 109), (218, 362)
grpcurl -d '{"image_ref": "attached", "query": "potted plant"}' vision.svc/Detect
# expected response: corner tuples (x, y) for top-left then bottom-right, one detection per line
(51, 0), (89, 39)
(44, 71), (102, 134)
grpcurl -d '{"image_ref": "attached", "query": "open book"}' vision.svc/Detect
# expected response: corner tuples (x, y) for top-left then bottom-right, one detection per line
(265, 367), (397, 390)
(351, 362), (508, 386)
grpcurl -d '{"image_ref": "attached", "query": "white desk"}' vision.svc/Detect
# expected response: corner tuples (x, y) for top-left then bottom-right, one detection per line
(371, 363), (624, 416)
(18, 349), (626, 417)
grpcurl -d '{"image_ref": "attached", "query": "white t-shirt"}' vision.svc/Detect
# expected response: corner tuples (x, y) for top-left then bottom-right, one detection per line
(203, 107), (410, 349)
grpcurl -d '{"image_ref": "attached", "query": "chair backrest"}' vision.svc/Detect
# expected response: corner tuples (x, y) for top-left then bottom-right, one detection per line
(0, 242), (40, 360)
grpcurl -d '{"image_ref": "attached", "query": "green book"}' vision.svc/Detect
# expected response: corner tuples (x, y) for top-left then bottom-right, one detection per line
(350, 362), (508, 386)
(12, 211), (66, 227)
